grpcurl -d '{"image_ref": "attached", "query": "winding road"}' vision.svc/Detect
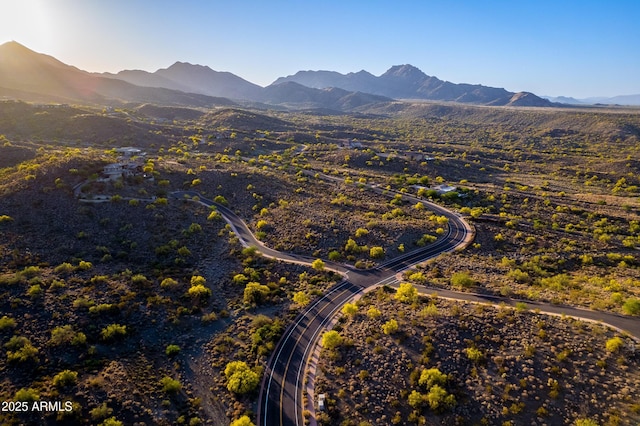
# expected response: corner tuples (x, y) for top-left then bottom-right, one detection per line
(172, 179), (640, 426)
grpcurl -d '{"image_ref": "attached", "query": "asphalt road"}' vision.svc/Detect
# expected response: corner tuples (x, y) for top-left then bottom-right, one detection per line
(171, 188), (475, 426)
(172, 185), (640, 426)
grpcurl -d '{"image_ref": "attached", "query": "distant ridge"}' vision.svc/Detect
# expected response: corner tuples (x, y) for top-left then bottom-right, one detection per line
(273, 64), (554, 107)
(103, 61), (263, 100)
(0, 41), (560, 109)
(544, 94), (640, 106)
(0, 41), (236, 107)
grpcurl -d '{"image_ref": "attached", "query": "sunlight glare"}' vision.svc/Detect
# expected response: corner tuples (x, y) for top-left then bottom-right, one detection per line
(0, 0), (54, 49)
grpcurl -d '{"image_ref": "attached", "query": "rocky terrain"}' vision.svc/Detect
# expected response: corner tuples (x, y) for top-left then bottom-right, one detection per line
(315, 287), (640, 425)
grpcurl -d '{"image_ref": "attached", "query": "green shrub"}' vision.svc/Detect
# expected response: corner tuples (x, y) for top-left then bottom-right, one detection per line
(5, 336), (39, 363)
(187, 284), (211, 299)
(451, 272), (475, 288)
(369, 246), (384, 259)
(605, 337), (624, 353)
(224, 361), (259, 394)
(394, 283), (418, 304)
(90, 403), (113, 421)
(0, 215), (14, 223)
(292, 291), (310, 306)
(99, 417), (124, 426)
(50, 325), (86, 346)
(165, 344), (181, 356)
(243, 282), (270, 304)
(321, 330), (343, 350)
(53, 370), (78, 387)
(312, 259), (325, 271)
(426, 384), (456, 412)
(14, 388), (39, 402)
(100, 324), (127, 341)
(465, 347), (484, 363)
(419, 368), (448, 389)
(382, 319), (399, 335)
(54, 262), (75, 274)
(0, 315), (16, 331)
(230, 415), (255, 426)
(622, 298), (640, 315)
(160, 376), (182, 394)
(160, 278), (180, 290)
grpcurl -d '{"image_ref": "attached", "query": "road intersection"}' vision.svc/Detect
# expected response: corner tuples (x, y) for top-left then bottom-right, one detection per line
(173, 178), (639, 426)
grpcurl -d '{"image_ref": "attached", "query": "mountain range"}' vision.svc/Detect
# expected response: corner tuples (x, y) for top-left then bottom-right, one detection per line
(7, 40), (629, 111)
(272, 65), (554, 107)
(543, 94), (640, 106)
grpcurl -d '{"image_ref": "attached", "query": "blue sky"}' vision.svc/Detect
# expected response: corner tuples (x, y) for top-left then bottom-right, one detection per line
(1, 0), (639, 98)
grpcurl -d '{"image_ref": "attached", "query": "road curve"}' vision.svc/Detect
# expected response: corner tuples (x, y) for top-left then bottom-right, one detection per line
(171, 187), (640, 426)
(172, 189), (473, 426)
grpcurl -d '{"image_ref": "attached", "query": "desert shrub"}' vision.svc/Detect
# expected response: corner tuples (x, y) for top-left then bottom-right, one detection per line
(574, 420), (598, 426)
(77, 260), (93, 271)
(421, 304), (439, 317)
(321, 330), (343, 350)
(370, 246), (384, 259)
(100, 324), (127, 341)
(54, 262), (75, 274)
(160, 376), (182, 394)
(341, 303), (358, 317)
(465, 347), (484, 363)
(14, 388), (39, 402)
(0, 315), (16, 331)
(394, 283), (418, 304)
(233, 274), (249, 285)
(382, 319), (399, 335)
(419, 368), (448, 389)
(214, 195), (228, 205)
(622, 298), (640, 315)
(53, 369), (78, 387)
(230, 415), (255, 426)
(100, 417), (124, 426)
(90, 403), (113, 421)
(367, 306), (382, 319)
(425, 384), (456, 412)
(451, 272), (475, 288)
(50, 325), (86, 346)
(417, 234), (437, 246)
(21, 266), (41, 278)
(188, 284), (211, 298)
(312, 259), (325, 271)
(355, 228), (369, 238)
(408, 390), (424, 408)
(5, 336), (38, 363)
(243, 282), (270, 304)
(605, 337), (624, 353)
(160, 278), (180, 290)
(188, 223), (202, 234)
(224, 361), (259, 394)
(165, 344), (181, 356)
(292, 291), (310, 306)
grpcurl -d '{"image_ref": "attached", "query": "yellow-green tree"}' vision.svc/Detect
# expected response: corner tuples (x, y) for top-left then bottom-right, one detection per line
(394, 283), (418, 304)
(224, 361), (259, 394)
(321, 330), (343, 350)
(292, 291), (310, 306)
(341, 303), (358, 317)
(312, 258), (325, 271)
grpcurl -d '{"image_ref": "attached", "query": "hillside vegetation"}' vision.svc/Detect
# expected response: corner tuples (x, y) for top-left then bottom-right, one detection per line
(0, 100), (639, 424)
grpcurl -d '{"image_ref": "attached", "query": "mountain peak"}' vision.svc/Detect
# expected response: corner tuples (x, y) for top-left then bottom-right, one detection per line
(1, 40), (30, 50)
(0, 40), (42, 58)
(382, 64), (427, 80)
(166, 61), (212, 72)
